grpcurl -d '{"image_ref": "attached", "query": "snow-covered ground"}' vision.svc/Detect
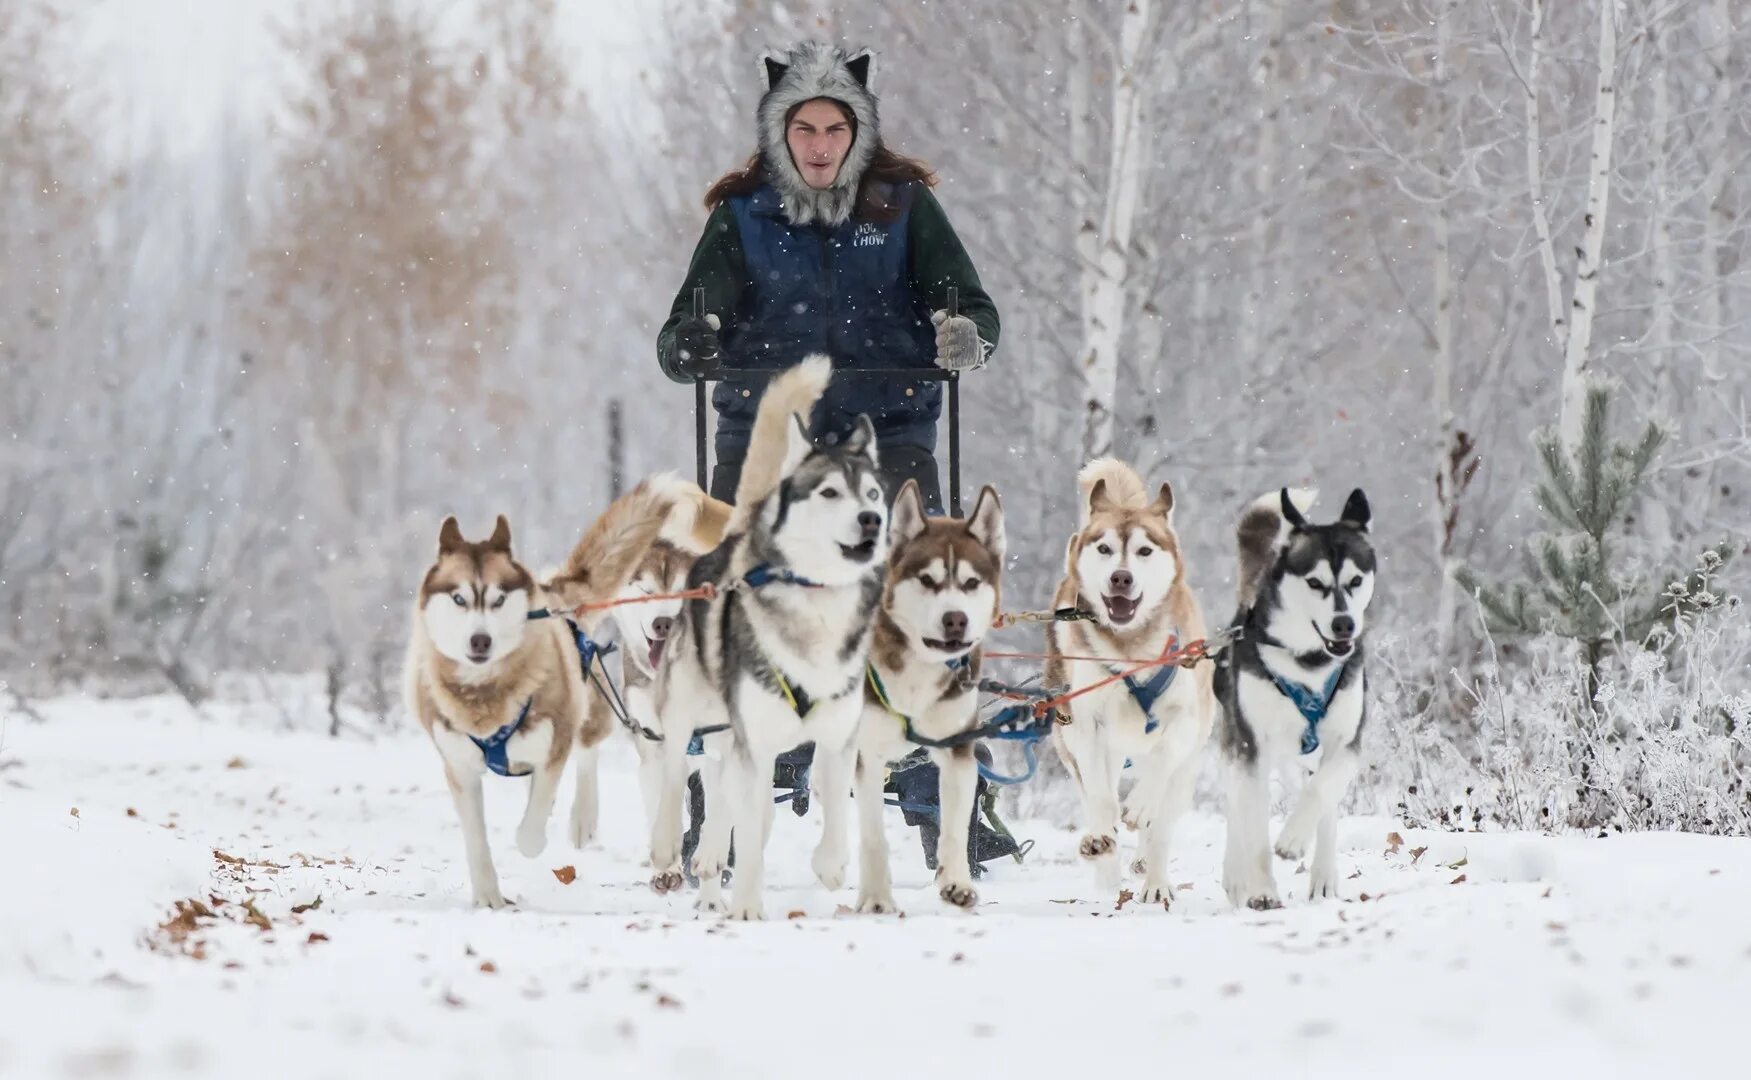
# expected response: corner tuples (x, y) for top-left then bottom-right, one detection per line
(4, 696), (1748, 1079)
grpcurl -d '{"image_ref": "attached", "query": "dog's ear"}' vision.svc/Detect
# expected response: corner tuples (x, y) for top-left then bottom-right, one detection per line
(1341, 488), (1372, 530)
(781, 413), (812, 476)
(1148, 481), (1175, 524)
(1087, 478), (1115, 517)
(1280, 488), (1310, 532)
(966, 484), (1005, 563)
(486, 514), (512, 551)
(841, 414), (880, 468)
(438, 516), (465, 553)
(761, 50), (789, 90)
(844, 48), (875, 88)
(890, 479), (929, 547)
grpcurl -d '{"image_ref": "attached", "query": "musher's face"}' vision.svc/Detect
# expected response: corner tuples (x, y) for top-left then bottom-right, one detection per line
(787, 98), (854, 190)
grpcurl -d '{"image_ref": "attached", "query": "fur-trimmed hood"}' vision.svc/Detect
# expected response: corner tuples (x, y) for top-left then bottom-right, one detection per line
(757, 41), (879, 227)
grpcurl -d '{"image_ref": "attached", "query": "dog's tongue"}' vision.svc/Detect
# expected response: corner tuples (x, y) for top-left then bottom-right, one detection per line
(1106, 595), (1137, 621)
(647, 638), (666, 669)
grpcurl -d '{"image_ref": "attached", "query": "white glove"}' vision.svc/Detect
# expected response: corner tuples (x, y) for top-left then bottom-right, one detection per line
(930, 310), (984, 372)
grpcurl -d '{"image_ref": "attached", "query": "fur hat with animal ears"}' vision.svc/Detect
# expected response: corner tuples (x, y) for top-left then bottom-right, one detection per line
(757, 41), (879, 227)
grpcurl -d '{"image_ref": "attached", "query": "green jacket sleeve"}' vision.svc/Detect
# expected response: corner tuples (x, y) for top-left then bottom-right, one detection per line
(656, 203), (749, 383)
(907, 186), (1000, 361)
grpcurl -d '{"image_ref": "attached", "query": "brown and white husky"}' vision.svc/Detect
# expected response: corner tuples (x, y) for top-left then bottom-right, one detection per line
(402, 477), (719, 908)
(847, 479), (1006, 914)
(1046, 458), (1214, 906)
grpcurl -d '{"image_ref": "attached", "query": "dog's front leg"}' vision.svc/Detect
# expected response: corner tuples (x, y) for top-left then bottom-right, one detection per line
(934, 744), (979, 910)
(1276, 743), (1360, 900)
(444, 764), (506, 908)
(1221, 758), (1280, 910)
(567, 740), (601, 849)
(1061, 719), (1123, 893)
(724, 747), (773, 921)
(853, 745), (898, 914)
(632, 736), (664, 853)
(692, 752), (733, 913)
(1138, 754), (1198, 906)
(649, 735), (690, 892)
(516, 755), (564, 858)
(809, 737), (854, 891)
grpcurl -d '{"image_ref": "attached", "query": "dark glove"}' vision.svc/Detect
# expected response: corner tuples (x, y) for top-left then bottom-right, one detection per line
(672, 313), (721, 376)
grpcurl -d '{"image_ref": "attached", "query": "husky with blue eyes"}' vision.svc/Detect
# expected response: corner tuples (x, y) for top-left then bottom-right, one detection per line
(1215, 487), (1376, 910)
(403, 479), (721, 909)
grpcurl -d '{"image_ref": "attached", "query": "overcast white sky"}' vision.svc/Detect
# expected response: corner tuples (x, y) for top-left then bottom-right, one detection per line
(72, 0), (662, 164)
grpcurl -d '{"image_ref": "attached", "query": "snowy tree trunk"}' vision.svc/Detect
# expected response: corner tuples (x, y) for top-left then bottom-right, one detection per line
(1647, 28), (1675, 412)
(1430, 3), (1459, 660)
(1558, 1), (1618, 454)
(1696, 0), (1733, 381)
(1077, 0), (1150, 461)
(1240, 0), (1284, 370)
(1523, 0), (1567, 356)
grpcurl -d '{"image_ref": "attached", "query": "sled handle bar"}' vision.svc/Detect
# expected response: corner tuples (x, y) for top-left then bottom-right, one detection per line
(691, 366), (962, 519)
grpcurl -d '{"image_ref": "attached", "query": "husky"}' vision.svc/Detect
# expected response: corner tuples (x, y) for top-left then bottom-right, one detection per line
(845, 479), (1005, 914)
(1216, 488), (1375, 910)
(1046, 459), (1215, 905)
(404, 479), (717, 908)
(652, 355), (889, 920)
(599, 538), (714, 855)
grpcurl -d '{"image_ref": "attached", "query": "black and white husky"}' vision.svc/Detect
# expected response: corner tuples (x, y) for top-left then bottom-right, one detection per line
(652, 357), (889, 920)
(1216, 488), (1375, 909)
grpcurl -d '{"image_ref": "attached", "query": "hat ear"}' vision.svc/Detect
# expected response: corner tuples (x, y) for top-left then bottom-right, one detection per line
(844, 48), (874, 88)
(762, 51), (790, 90)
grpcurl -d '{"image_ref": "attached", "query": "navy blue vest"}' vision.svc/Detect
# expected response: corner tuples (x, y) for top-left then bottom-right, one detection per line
(716, 182), (941, 455)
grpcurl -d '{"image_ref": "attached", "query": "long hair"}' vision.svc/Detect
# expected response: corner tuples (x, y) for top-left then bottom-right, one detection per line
(705, 144), (937, 223)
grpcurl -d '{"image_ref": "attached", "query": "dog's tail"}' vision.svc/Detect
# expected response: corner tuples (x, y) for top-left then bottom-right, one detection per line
(729, 355), (832, 533)
(545, 474), (725, 612)
(1077, 457), (1148, 523)
(1235, 487), (1316, 609)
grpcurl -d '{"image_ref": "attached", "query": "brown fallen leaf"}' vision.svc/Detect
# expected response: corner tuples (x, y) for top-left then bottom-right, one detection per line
(1410, 846), (1428, 864)
(552, 866), (577, 885)
(126, 808), (138, 818)
(479, 961), (497, 974)
(950, 952), (966, 964)
(306, 932), (329, 944)
(1546, 922), (1567, 932)
(225, 757), (247, 769)
(241, 898), (272, 931)
(1385, 831), (1403, 854)
(443, 991), (465, 1008)
(213, 850), (244, 866)
(290, 896), (323, 915)
(1115, 889), (1135, 911)
(1450, 874), (1468, 885)
(655, 993), (683, 1010)
(786, 910), (806, 920)
(69, 807), (79, 819)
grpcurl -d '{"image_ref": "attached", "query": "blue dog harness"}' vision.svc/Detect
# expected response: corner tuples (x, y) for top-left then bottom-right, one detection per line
(468, 699), (534, 777)
(1111, 662), (1179, 735)
(1271, 666), (1347, 754)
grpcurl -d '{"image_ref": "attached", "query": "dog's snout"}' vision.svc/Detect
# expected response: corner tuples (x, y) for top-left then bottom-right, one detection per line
(651, 616), (674, 640)
(941, 611), (969, 641)
(469, 633), (492, 655)
(1330, 615), (1355, 638)
(857, 511), (882, 538)
(1109, 569), (1134, 595)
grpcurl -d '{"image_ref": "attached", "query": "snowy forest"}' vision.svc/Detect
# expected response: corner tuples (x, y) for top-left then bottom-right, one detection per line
(4, 0), (1748, 832)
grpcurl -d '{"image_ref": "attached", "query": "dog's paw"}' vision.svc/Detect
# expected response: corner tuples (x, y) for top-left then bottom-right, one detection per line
(1309, 864), (1341, 902)
(938, 880), (978, 910)
(811, 847), (847, 891)
(1223, 871), (1281, 912)
(856, 891), (901, 915)
(695, 892), (726, 916)
(650, 869), (685, 894)
(1078, 833), (1117, 859)
(1130, 856), (1148, 876)
(725, 900), (765, 922)
(471, 882), (509, 910)
(1137, 878), (1174, 908)
(516, 823), (548, 859)
(567, 816), (596, 850)
(1273, 815), (1315, 862)
(1120, 799), (1155, 834)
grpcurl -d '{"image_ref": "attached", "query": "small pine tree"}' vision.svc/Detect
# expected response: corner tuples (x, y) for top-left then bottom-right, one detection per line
(1458, 380), (1734, 707)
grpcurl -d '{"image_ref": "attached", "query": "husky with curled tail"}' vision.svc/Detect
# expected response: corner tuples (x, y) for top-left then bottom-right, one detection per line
(1046, 459), (1214, 906)
(1216, 488), (1375, 910)
(651, 356), (889, 920)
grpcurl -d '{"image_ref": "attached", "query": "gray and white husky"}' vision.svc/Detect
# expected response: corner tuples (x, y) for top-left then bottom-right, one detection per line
(1215, 487), (1376, 909)
(652, 356), (890, 920)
